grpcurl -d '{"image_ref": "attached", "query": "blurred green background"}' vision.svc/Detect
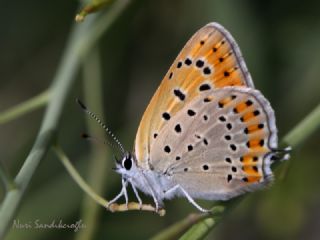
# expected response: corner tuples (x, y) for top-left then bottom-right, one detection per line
(1, 0), (320, 239)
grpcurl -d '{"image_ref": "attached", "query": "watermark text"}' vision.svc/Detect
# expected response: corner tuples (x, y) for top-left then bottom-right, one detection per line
(12, 219), (86, 232)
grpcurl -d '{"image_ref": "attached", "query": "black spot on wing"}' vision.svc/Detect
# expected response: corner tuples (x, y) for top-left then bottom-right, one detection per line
(199, 84), (211, 91)
(164, 145), (171, 153)
(162, 112), (170, 120)
(187, 109), (196, 116)
(173, 89), (185, 101)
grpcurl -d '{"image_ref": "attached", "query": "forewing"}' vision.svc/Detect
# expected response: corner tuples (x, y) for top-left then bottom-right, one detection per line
(135, 23), (254, 168)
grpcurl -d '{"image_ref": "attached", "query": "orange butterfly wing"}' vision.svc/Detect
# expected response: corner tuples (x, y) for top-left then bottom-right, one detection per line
(134, 22), (254, 169)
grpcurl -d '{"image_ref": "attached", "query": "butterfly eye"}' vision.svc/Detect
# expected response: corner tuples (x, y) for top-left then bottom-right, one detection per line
(122, 156), (132, 170)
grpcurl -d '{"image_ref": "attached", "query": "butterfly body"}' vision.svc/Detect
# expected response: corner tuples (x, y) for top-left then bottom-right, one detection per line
(97, 22), (290, 212)
(115, 157), (175, 207)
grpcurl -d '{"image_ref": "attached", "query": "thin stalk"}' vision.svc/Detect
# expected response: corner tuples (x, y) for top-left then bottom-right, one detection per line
(53, 144), (165, 216)
(176, 102), (320, 240)
(0, 90), (50, 125)
(0, 0), (131, 237)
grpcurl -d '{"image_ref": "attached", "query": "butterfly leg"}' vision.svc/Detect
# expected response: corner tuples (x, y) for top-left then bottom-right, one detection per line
(147, 185), (160, 212)
(122, 178), (129, 206)
(106, 188), (124, 208)
(164, 185), (210, 212)
(107, 178), (128, 208)
(129, 181), (142, 209)
(139, 172), (162, 211)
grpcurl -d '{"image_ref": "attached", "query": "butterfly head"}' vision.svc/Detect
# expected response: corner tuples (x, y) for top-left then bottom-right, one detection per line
(113, 152), (140, 179)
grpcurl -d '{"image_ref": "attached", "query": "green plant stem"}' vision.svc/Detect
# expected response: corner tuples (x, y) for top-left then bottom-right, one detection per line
(178, 200), (240, 240)
(53, 145), (108, 207)
(75, 46), (109, 240)
(179, 217), (217, 240)
(0, 1), (131, 237)
(150, 206), (225, 240)
(0, 22), (83, 238)
(0, 90), (50, 125)
(152, 102), (320, 240)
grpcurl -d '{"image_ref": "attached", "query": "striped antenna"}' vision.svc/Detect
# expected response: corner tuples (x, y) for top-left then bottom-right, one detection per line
(76, 98), (125, 156)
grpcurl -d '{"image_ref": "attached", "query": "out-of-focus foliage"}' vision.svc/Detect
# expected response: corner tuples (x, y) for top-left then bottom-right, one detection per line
(0, 0), (319, 239)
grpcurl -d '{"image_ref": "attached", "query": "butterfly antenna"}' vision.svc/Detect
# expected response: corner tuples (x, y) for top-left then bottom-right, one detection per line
(76, 98), (126, 156)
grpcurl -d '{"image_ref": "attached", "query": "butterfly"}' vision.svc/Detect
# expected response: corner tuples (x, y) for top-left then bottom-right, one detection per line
(78, 22), (290, 212)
